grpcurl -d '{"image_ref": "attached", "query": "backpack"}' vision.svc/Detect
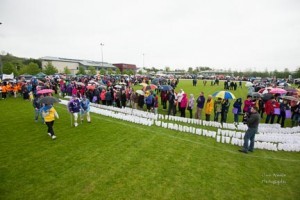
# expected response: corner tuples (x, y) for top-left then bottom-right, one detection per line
(42, 110), (50, 118)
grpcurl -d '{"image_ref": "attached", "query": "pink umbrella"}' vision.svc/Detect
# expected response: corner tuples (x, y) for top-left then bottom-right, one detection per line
(269, 88), (287, 94)
(86, 85), (95, 90)
(37, 89), (54, 94)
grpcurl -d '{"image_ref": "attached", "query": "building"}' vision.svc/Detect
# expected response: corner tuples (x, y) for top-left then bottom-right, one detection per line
(40, 56), (117, 75)
(113, 63), (137, 73)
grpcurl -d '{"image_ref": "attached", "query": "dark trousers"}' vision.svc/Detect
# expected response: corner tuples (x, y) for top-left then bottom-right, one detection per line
(277, 111), (286, 127)
(180, 107), (186, 117)
(265, 114), (275, 124)
(188, 109), (193, 119)
(46, 121), (55, 136)
(205, 114), (211, 121)
(243, 127), (258, 152)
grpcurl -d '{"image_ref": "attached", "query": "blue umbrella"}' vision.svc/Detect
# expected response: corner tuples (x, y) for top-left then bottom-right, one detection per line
(159, 85), (173, 91)
(212, 91), (236, 99)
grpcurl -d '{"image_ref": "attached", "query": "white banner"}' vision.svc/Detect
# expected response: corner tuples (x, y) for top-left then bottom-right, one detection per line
(2, 73), (14, 80)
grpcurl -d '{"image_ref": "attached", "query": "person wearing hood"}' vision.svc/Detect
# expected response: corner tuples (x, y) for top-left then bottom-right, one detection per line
(41, 104), (59, 140)
(221, 99), (230, 123)
(80, 95), (91, 123)
(233, 98), (243, 124)
(180, 93), (188, 117)
(205, 95), (214, 121)
(68, 95), (81, 127)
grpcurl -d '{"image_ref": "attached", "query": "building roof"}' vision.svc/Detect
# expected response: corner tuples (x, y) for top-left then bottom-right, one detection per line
(40, 56), (116, 68)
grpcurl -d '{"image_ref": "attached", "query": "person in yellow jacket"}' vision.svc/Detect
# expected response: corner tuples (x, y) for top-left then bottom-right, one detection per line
(205, 95), (214, 121)
(42, 104), (59, 139)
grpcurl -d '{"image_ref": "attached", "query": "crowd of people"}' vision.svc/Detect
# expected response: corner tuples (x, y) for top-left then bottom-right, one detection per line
(1, 75), (300, 139)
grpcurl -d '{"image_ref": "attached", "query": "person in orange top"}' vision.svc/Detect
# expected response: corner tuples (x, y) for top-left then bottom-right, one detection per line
(1, 83), (7, 99)
(13, 84), (19, 98)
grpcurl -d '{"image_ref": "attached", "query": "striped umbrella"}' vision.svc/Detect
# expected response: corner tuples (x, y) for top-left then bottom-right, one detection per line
(212, 91), (236, 99)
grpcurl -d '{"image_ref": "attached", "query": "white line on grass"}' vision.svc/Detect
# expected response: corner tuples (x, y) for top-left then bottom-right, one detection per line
(57, 104), (300, 162)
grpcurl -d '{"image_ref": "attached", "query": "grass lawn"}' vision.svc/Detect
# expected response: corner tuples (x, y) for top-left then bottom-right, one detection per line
(0, 80), (299, 199)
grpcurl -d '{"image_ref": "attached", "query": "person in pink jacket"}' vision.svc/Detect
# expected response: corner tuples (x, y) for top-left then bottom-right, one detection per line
(180, 93), (188, 117)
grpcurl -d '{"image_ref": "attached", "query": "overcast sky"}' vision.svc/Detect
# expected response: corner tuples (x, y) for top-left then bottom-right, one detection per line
(1, 0), (300, 71)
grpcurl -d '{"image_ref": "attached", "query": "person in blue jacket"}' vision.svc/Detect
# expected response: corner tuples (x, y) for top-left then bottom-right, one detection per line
(80, 95), (91, 123)
(233, 98), (243, 125)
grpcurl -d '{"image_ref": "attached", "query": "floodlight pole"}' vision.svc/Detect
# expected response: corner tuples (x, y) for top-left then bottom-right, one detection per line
(142, 53), (145, 68)
(100, 43), (104, 70)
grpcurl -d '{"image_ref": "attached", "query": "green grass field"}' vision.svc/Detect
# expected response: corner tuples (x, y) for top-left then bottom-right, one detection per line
(1, 80), (299, 200)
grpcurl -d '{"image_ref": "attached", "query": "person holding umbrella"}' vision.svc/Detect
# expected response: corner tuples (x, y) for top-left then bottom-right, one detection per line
(41, 103), (59, 140)
(33, 94), (43, 123)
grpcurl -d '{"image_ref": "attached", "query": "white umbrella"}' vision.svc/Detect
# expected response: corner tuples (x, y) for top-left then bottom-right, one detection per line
(245, 82), (253, 87)
(136, 90), (145, 95)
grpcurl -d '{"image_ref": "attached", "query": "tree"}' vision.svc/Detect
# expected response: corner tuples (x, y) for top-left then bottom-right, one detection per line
(76, 66), (86, 75)
(107, 68), (113, 75)
(293, 67), (300, 79)
(138, 69), (143, 74)
(165, 66), (170, 72)
(188, 67), (193, 74)
(99, 68), (106, 75)
(43, 62), (58, 75)
(3, 62), (18, 75)
(87, 66), (96, 75)
(63, 66), (71, 74)
(115, 68), (121, 75)
(23, 58), (42, 69)
(19, 62), (41, 75)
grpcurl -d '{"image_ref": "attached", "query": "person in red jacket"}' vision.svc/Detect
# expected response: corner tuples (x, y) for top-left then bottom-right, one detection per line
(180, 93), (188, 117)
(265, 97), (279, 124)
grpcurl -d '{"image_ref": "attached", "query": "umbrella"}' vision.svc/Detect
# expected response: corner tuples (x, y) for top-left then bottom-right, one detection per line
(269, 88), (287, 95)
(139, 83), (148, 87)
(159, 85), (173, 91)
(245, 82), (253, 87)
(151, 78), (160, 85)
(136, 90), (145, 95)
(37, 89), (54, 94)
(144, 84), (157, 91)
(251, 92), (261, 99)
(76, 82), (85, 86)
(261, 93), (273, 101)
(38, 96), (60, 104)
(212, 91), (236, 99)
(114, 85), (122, 89)
(281, 96), (299, 102)
(86, 85), (95, 90)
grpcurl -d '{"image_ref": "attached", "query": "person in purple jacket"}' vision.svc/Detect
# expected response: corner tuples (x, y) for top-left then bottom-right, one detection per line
(68, 94), (81, 127)
(195, 92), (205, 119)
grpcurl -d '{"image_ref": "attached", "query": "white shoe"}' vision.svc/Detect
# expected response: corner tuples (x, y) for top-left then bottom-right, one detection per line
(52, 135), (56, 140)
(74, 123), (78, 127)
(48, 133), (51, 137)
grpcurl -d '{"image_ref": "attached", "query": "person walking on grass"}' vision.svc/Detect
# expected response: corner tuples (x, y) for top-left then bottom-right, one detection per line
(33, 94), (43, 123)
(42, 104), (59, 140)
(68, 94), (81, 127)
(239, 106), (260, 153)
(80, 95), (91, 123)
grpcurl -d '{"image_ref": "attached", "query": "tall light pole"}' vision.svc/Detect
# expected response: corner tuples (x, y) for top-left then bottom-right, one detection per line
(100, 43), (104, 71)
(142, 53), (145, 69)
